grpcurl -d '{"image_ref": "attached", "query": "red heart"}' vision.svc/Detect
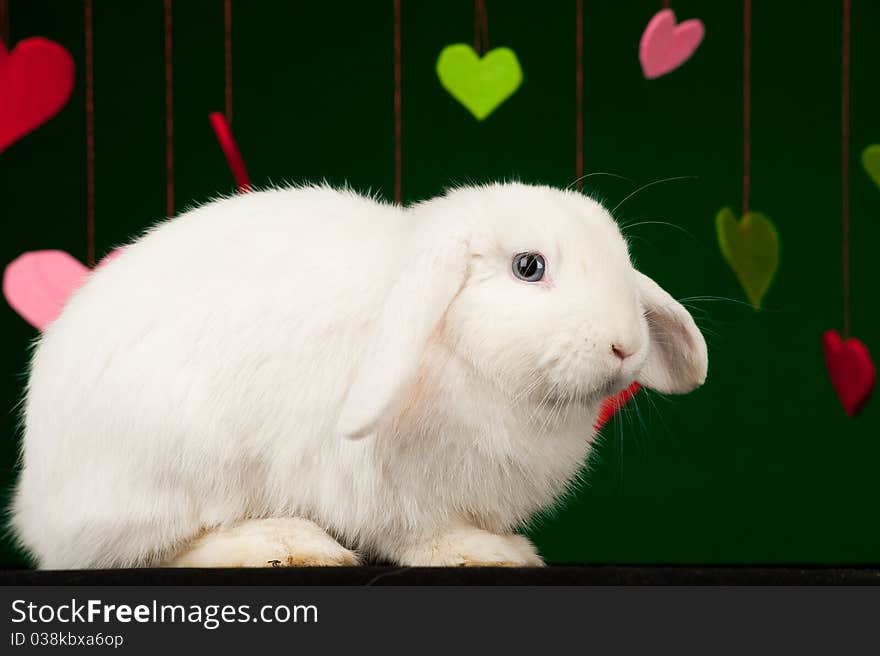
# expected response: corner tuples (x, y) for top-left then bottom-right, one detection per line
(822, 330), (876, 417)
(0, 37), (75, 154)
(595, 382), (641, 431)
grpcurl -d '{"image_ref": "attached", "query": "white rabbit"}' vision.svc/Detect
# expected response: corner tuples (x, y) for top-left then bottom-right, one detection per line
(10, 182), (707, 569)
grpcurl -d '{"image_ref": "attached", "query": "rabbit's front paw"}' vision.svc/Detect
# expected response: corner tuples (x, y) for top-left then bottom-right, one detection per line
(504, 533), (545, 566)
(167, 518), (359, 567)
(399, 527), (544, 567)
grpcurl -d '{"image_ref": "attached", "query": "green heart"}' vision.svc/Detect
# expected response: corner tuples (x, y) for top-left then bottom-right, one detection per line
(863, 145), (880, 187)
(436, 44), (523, 121)
(716, 207), (779, 310)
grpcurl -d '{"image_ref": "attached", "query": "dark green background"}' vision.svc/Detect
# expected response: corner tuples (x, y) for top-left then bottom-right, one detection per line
(1, 0), (878, 567)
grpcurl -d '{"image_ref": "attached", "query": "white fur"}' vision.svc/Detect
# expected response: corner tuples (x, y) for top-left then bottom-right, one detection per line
(10, 183), (707, 568)
(167, 518), (359, 567)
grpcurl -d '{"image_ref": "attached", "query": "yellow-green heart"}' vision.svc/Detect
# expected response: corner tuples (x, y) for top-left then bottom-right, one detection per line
(716, 207), (779, 310)
(436, 44), (522, 121)
(863, 145), (880, 187)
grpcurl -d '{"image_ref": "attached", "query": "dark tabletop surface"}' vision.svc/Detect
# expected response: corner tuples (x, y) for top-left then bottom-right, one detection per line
(3, 565), (880, 586)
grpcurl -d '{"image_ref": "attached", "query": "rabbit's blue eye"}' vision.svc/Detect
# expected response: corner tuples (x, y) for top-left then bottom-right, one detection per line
(512, 252), (545, 282)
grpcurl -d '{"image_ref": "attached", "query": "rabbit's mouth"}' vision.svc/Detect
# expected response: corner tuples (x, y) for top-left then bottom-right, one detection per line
(595, 373), (633, 399)
(537, 346), (639, 407)
(544, 375), (629, 407)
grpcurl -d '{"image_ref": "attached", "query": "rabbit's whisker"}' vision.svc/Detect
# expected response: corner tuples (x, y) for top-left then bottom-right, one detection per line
(566, 171), (635, 190)
(611, 175), (698, 214)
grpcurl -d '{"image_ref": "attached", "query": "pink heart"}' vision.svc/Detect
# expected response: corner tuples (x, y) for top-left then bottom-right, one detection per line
(3, 248), (124, 330)
(639, 9), (705, 80)
(3, 250), (89, 330)
(822, 330), (876, 417)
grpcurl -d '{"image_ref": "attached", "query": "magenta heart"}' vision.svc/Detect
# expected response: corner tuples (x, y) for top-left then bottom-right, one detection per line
(822, 330), (876, 417)
(639, 9), (705, 79)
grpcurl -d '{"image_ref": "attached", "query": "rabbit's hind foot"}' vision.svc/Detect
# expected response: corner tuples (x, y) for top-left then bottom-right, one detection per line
(165, 517), (360, 568)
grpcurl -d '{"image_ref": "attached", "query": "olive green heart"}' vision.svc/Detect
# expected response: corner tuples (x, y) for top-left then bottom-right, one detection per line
(863, 145), (880, 188)
(436, 44), (523, 121)
(716, 207), (779, 310)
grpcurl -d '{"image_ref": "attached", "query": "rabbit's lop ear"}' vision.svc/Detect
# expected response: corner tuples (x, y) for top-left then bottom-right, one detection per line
(338, 232), (470, 439)
(635, 270), (708, 394)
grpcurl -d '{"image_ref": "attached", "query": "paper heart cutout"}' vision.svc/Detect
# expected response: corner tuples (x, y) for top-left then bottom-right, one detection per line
(436, 44), (522, 121)
(716, 207), (779, 310)
(863, 145), (880, 188)
(639, 9), (705, 79)
(3, 248), (122, 330)
(0, 36), (75, 154)
(822, 330), (876, 417)
(595, 382), (641, 431)
(3, 250), (89, 330)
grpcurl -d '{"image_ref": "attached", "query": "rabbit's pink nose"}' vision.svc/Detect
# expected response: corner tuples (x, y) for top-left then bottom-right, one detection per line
(611, 343), (633, 360)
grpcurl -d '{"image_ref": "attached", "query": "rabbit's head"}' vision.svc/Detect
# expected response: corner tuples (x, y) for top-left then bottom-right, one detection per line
(339, 183), (707, 438)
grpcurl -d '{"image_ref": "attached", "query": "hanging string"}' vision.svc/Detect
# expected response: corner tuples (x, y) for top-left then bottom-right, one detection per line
(473, 0), (488, 55)
(84, 0), (95, 266)
(393, 0), (402, 204)
(841, 0), (851, 338)
(0, 0), (9, 46)
(224, 0), (232, 124)
(662, 0), (670, 9)
(164, 0), (174, 218)
(742, 0), (751, 216)
(575, 0), (583, 190)
(209, 0), (249, 191)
